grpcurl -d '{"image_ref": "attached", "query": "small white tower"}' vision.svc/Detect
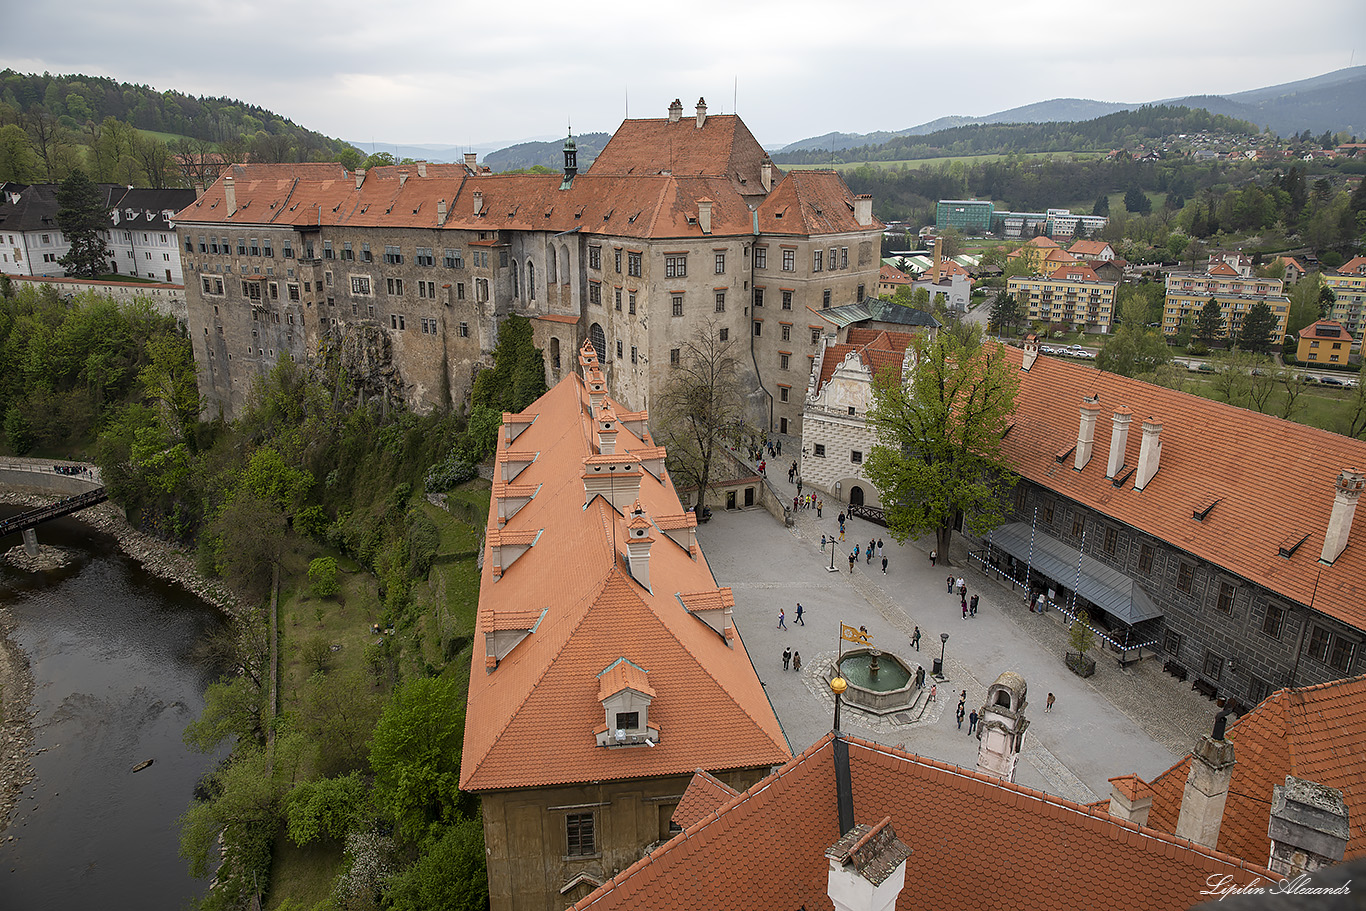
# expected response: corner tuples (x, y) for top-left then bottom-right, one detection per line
(976, 671), (1029, 782)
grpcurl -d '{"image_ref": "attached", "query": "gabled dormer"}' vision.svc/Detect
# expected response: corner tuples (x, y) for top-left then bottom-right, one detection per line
(678, 588), (735, 644)
(500, 449), (537, 482)
(493, 479), (540, 527)
(616, 409), (650, 442)
(635, 445), (667, 482)
(488, 527), (542, 579)
(654, 512), (699, 556)
(483, 606), (548, 672)
(624, 500), (655, 590)
(595, 658), (660, 747)
(503, 411), (536, 445)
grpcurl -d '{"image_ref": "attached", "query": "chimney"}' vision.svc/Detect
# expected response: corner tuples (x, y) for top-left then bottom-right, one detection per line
(1106, 775), (1155, 827)
(668, 98), (683, 123)
(1075, 395), (1101, 471)
(416, 160), (427, 178)
(932, 235), (943, 283)
(761, 157), (773, 193)
(586, 368), (607, 415)
(473, 190), (484, 215)
(1022, 333), (1039, 371)
(697, 198), (713, 235)
(695, 97), (707, 129)
(192, 181), (205, 198)
(597, 406), (619, 455)
(1106, 408), (1132, 479)
(464, 152), (477, 170)
(355, 168), (366, 189)
(1133, 419), (1163, 491)
(1267, 776), (1349, 879)
(1320, 469), (1364, 564)
(625, 500), (654, 590)
(1173, 726), (1236, 849)
(223, 176), (236, 216)
(437, 198), (447, 226)
(399, 170), (409, 187)
(582, 457), (642, 511)
(854, 194), (873, 227)
(824, 817), (912, 911)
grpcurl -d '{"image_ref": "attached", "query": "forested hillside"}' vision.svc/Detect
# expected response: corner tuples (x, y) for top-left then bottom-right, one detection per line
(774, 106), (1263, 164)
(0, 70), (360, 186)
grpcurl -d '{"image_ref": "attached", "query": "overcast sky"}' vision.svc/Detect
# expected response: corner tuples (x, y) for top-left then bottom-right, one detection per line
(3, 0), (1362, 153)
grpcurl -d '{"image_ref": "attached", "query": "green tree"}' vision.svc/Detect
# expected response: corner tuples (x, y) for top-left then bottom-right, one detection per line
(55, 171), (111, 277)
(285, 771), (368, 846)
(1236, 302), (1278, 355)
(1124, 187), (1152, 215)
(369, 676), (466, 844)
(385, 817), (489, 911)
(988, 290), (1020, 335)
(1194, 298), (1225, 348)
(655, 319), (747, 514)
(0, 123), (39, 182)
(308, 555), (340, 598)
(138, 334), (200, 445)
(1067, 609), (1096, 671)
(1092, 194), (1110, 217)
(471, 314), (547, 415)
(1096, 326), (1172, 377)
(864, 327), (1020, 562)
(1286, 274), (1325, 339)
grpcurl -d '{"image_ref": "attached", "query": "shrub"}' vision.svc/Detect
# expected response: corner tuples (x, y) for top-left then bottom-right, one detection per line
(308, 556), (340, 598)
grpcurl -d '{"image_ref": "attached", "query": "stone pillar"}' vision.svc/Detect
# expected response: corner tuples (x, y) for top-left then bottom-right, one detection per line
(1267, 776), (1349, 879)
(1173, 734), (1236, 849)
(22, 526), (38, 557)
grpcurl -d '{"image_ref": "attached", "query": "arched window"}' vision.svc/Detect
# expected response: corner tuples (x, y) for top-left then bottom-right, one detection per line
(547, 246), (557, 284)
(550, 337), (561, 369)
(561, 245), (570, 282)
(589, 323), (606, 363)
(511, 262), (520, 298)
(528, 260), (535, 300)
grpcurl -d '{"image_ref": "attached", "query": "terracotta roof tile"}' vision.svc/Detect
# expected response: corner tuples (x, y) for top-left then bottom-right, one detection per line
(672, 769), (740, 828)
(573, 735), (1274, 911)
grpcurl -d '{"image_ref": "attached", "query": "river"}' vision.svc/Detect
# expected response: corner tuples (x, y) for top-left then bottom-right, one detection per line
(0, 509), (229, 909)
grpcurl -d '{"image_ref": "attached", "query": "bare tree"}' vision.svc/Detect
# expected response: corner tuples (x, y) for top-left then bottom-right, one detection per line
(1279, 370), (1311, 421)
(24, 107), (71, 179)
(654, 319), (747, 514)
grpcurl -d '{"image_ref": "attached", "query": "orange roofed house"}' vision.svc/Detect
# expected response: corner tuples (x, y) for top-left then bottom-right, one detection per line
(171, 98), (883, 440)
(460, 339), (790, 911)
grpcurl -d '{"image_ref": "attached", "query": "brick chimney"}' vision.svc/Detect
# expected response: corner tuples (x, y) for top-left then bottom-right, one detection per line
(932, 236), (943, 283)
(437, 198), (447, 226)
(1021, 334), (1039, 371)
(825, 817), (912, 911)
(697, 197), (713, 235)
(596, 405), (619, 455)
(473, 190), (484, 215)
(854, 195), (873, 227)
(1320, 469), (1364, 564)
(1106, 775), (1155, 827)
(223, 176), (236, 216)
(668, 98), (683, 123)
(464, 152), (477, 170)
(585, 367), (607, 416)
(1173, 726), (1236, 849)
(625, 500), (655, 590)
(1106, 407), (1132, 479)
(695, 97), (707, 129)
(1075, 395), (1101, 471)
(355, 168), (366, 189)
(416, 160), (427, 178)
(1267, 776), (1349, 879)
(1133, 419), (1162, 491)
(761, 157), (773, 193)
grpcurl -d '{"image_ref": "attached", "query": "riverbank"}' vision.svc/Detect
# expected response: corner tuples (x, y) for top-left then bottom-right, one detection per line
(0, 488), (239, 835)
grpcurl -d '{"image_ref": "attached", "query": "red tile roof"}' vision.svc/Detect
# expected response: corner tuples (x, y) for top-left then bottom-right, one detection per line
(671, 769), (739, 829)
(1207, 262), (1240, 277)
(573, 734), (1274, 911)
(880, 264), (912, 284)
(1002, 348), (1366, 631)
(1095, 675), (1366, 863)
(460, 365), (790, 793)
(817, 328), (914, 390)
(1047, 263), (1101, 282)
(1299, 319), (1353, 341)
(1339, 256), (1366, 275)
(1068, 240), (1112, 257)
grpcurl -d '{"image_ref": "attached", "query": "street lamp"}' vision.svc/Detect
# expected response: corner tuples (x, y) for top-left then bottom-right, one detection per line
(829, 535), (838, 572)
(933, 632), (949, 678)
(831, 676), (847, 732)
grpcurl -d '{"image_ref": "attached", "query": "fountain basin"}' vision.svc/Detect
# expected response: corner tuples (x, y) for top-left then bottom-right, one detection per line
(834, 647), (918, 714)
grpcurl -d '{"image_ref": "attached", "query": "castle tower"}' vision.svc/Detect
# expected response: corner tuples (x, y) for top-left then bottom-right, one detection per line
(976, 671), (1029, 782)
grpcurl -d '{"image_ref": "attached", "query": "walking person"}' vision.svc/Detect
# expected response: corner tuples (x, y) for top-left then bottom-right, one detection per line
(969, 594), (979, 617)
(777, 608), (786, 630)
(957, 577), (966, 597)
(928, 684), (937, 702)
(854, 543), (860, 561)
(867, 539), (875, 564)
(816, 499), (822, 518)
(849, 551), (856, 572)
(783, 648), (791, 670)
(947, 576), (954, 594)
(962, 597), (968, 620)
(877, 539), (884, 557)
(911, 626), (921, 651)
(795, 603), (805, 626)
(1046, 692), (1056, 713)
(968, 710), (978, 735)
(930, 548), (937, 567)
(881, 556), (888, 574)
(839, 527), (845, 542)
(956, 704), (965, 729)
(792, 651), (801, 672)
(797, 478), (803, 497)
(821, 533), (827, 550)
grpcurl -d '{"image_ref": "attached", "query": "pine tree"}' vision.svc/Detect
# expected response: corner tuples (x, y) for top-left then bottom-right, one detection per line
(55, 171), (111, 278)
(1195, 298), (1226, 348)
(1237, 302), (1277, 355)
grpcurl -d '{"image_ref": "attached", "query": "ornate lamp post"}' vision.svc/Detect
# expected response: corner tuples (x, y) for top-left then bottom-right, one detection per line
(831, 676), (847, 732)
(933, 632), (949, 678)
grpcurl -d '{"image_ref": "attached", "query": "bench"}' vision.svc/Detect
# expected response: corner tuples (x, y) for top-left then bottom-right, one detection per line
(1192, 678), (1218, 700)
(1163, 660), (1188, 682)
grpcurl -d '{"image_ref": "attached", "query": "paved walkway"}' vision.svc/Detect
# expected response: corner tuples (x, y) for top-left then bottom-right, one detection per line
(698, 466), (1226, 806)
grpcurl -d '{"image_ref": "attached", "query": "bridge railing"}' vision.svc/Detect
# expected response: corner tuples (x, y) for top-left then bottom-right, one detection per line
(0, 487), (108, 538)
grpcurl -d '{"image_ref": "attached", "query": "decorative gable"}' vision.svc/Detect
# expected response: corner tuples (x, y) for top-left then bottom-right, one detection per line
(679, 588), (735, 643)
(488, 527), (542, 579)
(483, 606), (548, 671)
(595, 658), (661, 747)
(500, 449), (537, 482)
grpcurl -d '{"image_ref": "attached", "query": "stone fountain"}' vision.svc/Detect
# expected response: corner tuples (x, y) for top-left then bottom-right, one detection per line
(831, 646), (919, 714)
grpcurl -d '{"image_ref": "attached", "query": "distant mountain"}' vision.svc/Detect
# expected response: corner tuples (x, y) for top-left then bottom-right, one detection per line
(483, 133), (611, 172)
(343, 140), (532, 164)
(775, 67), (1366, 155)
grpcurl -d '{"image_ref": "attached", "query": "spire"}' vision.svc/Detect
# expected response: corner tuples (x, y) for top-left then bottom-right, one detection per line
(560, 131), (578, 190)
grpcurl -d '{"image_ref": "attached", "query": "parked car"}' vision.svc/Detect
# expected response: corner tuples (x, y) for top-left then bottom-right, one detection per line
(1318, 376), (1344, 386)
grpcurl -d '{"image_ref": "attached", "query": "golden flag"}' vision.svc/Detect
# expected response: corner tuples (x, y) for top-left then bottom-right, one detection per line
(841, 623), (872, 644)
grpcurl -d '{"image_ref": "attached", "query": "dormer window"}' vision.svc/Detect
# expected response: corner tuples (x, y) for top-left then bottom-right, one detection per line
(595, 658), (660, 747)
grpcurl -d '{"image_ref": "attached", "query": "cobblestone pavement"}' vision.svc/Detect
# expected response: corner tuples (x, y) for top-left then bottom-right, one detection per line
(698, 464), (1224, 806)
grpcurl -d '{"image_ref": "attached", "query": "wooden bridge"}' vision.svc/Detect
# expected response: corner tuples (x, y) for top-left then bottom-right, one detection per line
(0, 487), (108, 552)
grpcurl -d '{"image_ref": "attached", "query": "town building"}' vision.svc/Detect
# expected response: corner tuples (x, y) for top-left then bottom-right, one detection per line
(461, 340), (791, 911)
(0, 183), (194, 281)
(1067, 239), (1115, 261)
(1162, 263), (1290, 340)
(569, 730), (1276, 911)
(934, 198), (994, 234)
(1006, 263), (1117, 333)
(1296, 319), (1354, 366)
(934, 199), (1107, 239)
(171, 99), (883, 435)
(876, 263), (912, 297)
(1323, 256), (1366, 341)
(799, 333), (1366, 709)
